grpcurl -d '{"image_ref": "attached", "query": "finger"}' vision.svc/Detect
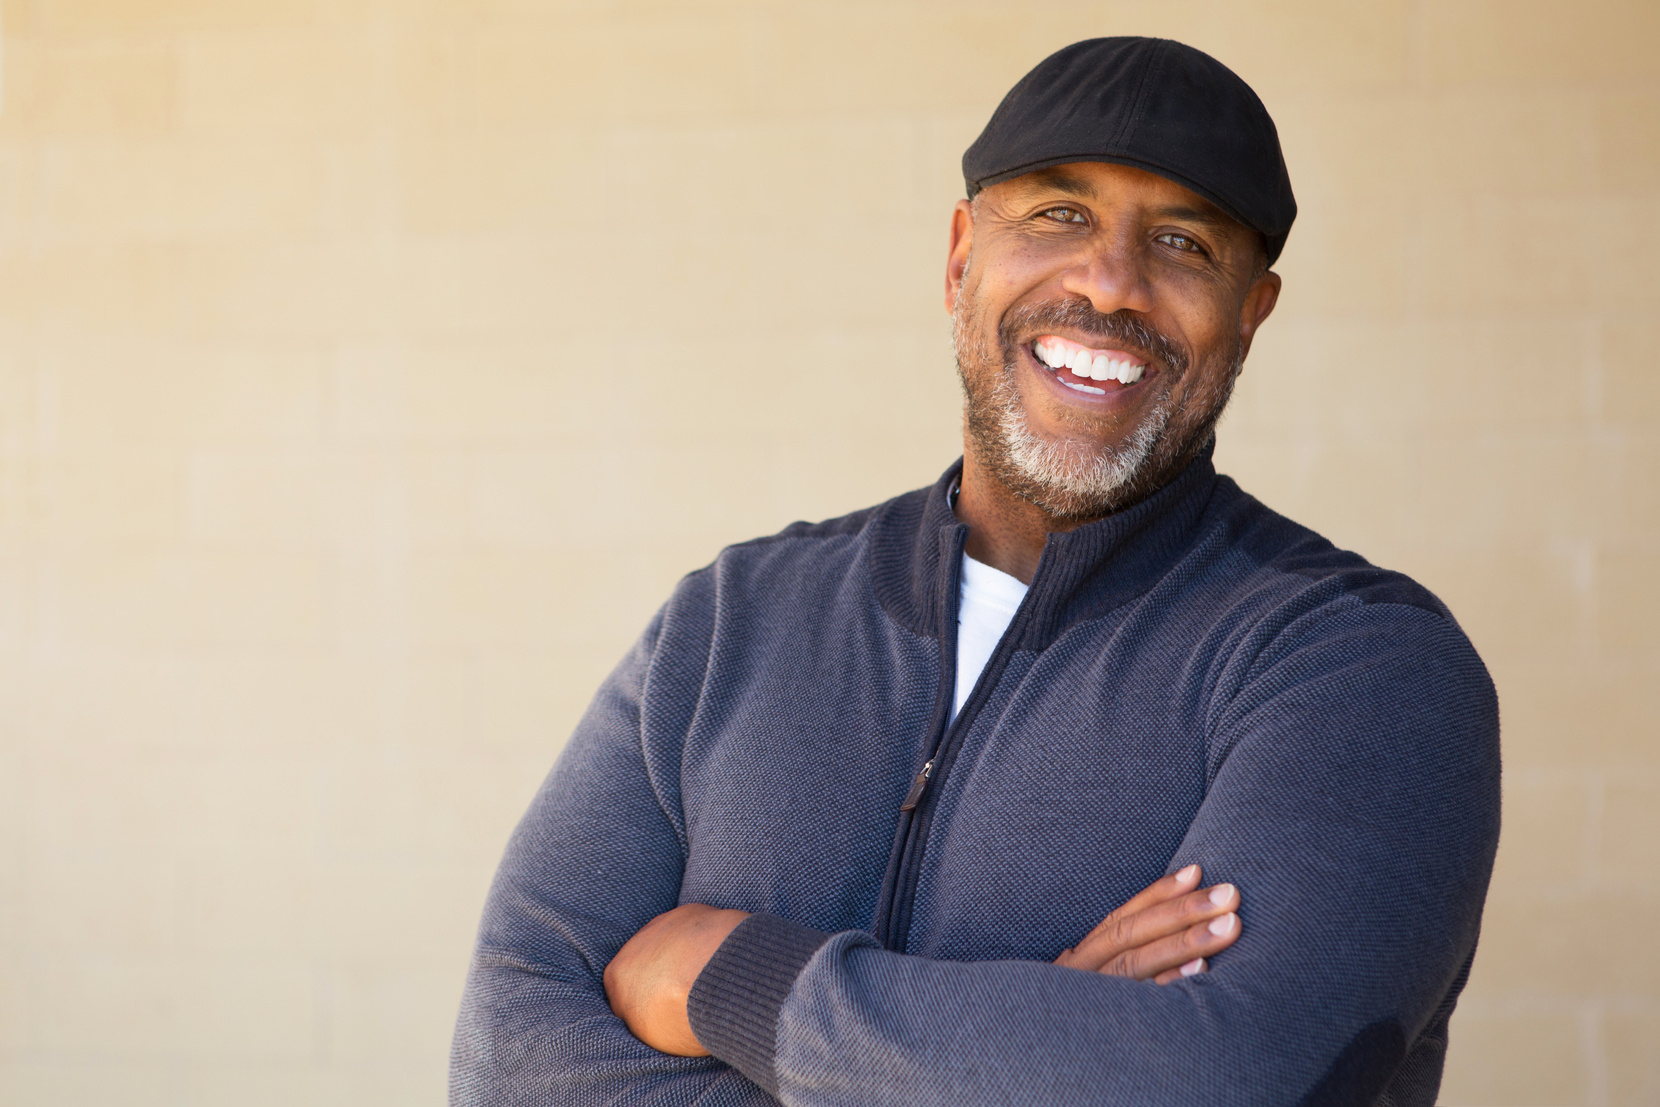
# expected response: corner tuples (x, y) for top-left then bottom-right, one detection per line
(1063, 884), (1227, 972)
(1060, 866), (1203, 964)
(1106, 864), (1203, 921)
(1153, 958), (1207, 985)
(1105, 911), (1241, 982)
(1065, 882), (1239, 972)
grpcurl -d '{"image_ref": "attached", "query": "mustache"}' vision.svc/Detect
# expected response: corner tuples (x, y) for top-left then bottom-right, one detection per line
(998, 299), (1189, 374)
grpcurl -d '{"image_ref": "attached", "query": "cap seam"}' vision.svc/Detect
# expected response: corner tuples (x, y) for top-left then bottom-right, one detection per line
(1115, 38), (1168, 149)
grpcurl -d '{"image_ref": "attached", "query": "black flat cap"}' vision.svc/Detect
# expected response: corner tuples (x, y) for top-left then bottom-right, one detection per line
(963, 37), (1297, 265)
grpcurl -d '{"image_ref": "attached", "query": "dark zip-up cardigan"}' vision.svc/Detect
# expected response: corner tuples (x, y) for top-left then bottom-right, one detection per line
(451, 450), (1501, 1107)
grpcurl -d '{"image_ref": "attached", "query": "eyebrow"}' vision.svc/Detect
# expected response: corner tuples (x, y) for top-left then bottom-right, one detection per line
(1147, 203), (1235, 232)
(1020, 168), (1100, 200)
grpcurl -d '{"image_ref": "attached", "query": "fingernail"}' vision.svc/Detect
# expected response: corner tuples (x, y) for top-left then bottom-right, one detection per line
(1209, 884), (1235, 907)
(1179, 958), (1205, 977)
(1176, 864), (1199, 884)
(1209, 913), (1236, 937)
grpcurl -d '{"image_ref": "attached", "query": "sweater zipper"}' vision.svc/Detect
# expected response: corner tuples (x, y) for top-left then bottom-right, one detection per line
(875, 532), (1039, 952)
(898, 759), (935, 812)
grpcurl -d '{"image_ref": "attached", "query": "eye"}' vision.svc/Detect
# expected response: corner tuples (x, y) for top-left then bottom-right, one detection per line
(1041, 206), (1089, 225)
(1157, 232), (1205, 254)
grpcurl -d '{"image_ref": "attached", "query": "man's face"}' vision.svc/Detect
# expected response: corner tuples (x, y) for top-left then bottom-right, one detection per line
(948, 161), (1280, 521)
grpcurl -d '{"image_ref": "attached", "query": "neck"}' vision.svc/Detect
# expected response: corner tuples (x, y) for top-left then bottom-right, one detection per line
(954, 439), (1209, 584)
(953, 451), (1084, 585)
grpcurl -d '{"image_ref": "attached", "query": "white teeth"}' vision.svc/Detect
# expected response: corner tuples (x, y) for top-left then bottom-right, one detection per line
(1037, 338), (1146, 388)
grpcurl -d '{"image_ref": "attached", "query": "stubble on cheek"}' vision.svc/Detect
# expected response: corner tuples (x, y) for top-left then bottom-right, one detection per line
(951, 278), (1233, 521)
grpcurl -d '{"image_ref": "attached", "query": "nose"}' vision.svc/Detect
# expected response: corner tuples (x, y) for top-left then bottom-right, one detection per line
(1059, 230), (1155, 317)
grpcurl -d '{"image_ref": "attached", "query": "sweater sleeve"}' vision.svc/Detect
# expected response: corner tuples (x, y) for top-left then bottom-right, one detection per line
(688, 602), (1502, 1107)
(449, 598), (778, 1107)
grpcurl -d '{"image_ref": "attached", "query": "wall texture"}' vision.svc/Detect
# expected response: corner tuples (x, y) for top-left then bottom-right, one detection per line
(0, 1), (1655, 1103)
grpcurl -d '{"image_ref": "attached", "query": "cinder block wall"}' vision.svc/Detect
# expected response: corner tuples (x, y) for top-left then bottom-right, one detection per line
(0, 1), (1655, 1103)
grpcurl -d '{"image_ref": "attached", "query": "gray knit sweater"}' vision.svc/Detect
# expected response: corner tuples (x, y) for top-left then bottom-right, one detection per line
(451, 452), (1501, 1106)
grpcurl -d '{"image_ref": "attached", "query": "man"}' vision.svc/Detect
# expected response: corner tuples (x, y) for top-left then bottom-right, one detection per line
(452, 38), (1499, 1106)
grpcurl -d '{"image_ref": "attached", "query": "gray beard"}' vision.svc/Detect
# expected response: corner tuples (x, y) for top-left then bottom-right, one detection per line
(952, 281), (1239, 521)
(980, 356), (1174, 518)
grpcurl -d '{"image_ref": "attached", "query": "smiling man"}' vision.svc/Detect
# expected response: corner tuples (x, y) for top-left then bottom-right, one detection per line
(452, 38), (1500, 1107)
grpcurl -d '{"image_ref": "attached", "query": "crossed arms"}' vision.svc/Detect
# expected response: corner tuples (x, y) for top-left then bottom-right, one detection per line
(451, 599), (1499, 1106)
(606, 864), (1245, 1056)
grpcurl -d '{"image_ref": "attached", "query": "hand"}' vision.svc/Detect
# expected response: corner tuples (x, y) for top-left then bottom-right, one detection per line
(1054, 864), (1241, 984)
(603, 903), (751, 1056)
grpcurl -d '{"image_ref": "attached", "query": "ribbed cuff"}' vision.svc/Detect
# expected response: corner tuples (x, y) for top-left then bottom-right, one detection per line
(687, 912), (833, 1095)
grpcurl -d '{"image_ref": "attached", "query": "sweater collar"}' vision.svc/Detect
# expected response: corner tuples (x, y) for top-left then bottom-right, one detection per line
(871, 440), (1222, 647)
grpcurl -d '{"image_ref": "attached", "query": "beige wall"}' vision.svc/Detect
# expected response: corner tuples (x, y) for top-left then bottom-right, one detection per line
(0, 1), (1655, 1103)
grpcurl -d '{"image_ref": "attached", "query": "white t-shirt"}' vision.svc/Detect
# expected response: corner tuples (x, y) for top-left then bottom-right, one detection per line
(953, 552), (1030, 719)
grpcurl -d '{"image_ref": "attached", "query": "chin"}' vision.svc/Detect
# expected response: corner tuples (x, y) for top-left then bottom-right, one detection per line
(991, 394), (1175, 520)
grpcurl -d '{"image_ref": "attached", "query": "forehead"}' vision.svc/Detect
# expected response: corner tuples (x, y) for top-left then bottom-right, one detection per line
(989, 161), (1242, 235)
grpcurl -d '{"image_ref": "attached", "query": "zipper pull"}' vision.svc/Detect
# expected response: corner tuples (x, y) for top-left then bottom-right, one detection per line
(899, 759), (936, 812)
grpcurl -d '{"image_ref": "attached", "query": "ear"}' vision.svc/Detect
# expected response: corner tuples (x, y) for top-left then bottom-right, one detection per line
(945, 199), (974, 313)
(1235, 269), (1281, 365)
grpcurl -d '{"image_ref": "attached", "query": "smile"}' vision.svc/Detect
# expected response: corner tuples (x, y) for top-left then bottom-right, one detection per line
(1029, 335), (1147, 396)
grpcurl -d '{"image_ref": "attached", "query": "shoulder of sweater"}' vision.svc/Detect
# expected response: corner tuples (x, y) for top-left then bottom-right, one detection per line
(1209, 476), (1457, 624)
(757, 484), (932, 545)
(691, 484), (930, 570)
(652, 484), (932, 620)
(1197, 483), (1496, 729)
